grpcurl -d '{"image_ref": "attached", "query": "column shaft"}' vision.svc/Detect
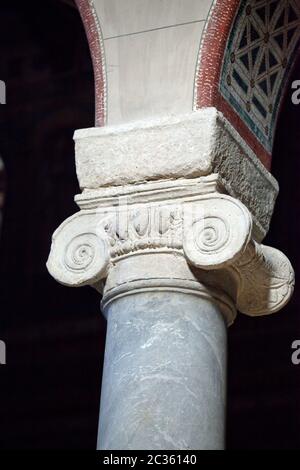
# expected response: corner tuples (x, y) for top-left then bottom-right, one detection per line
(97, 290), (227, 450)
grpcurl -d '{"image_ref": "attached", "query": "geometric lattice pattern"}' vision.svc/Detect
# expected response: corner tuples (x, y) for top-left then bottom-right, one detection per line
(220, 0), (300, 151)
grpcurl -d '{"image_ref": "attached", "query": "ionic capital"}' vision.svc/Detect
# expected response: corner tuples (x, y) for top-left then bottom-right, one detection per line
(47, 174), (294, 322)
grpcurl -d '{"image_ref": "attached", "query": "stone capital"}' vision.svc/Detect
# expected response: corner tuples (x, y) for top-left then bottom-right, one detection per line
(74, 108), (278, 241)
(47, 184), (293, 325)
(47, 109), (294, 325)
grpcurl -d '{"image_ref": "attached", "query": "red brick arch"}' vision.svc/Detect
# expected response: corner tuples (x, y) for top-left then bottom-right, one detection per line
(75, 0), (106, 127)
(194, 0), (272, 169)
(195, 0), (240, 108)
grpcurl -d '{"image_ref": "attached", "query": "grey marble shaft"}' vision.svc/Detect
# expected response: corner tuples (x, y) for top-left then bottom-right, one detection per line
(97, 291), (227, 450)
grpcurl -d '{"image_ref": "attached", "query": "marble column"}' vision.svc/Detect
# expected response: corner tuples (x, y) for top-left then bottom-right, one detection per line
(99, 291), (227, 450)
(98, 251), (233, 450)
(47, 109), (294, 450)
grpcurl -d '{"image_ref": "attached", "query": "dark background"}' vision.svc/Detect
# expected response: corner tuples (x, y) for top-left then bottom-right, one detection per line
(0, 0), (299, 450)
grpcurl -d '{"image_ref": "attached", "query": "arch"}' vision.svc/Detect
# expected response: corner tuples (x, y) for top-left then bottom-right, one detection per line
(75, 0), (107, 126)
(195, 0), (300, 170)
(194, 0), (240, 108)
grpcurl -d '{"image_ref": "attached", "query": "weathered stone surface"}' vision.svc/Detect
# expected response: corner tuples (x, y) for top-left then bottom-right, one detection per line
(47, 175), (294, 319)
(235, 242), (295, 316)
(74, 108), (278, 240)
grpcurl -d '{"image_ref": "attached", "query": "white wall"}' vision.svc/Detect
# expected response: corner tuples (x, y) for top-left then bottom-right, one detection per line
(93, 0), (214, 124)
